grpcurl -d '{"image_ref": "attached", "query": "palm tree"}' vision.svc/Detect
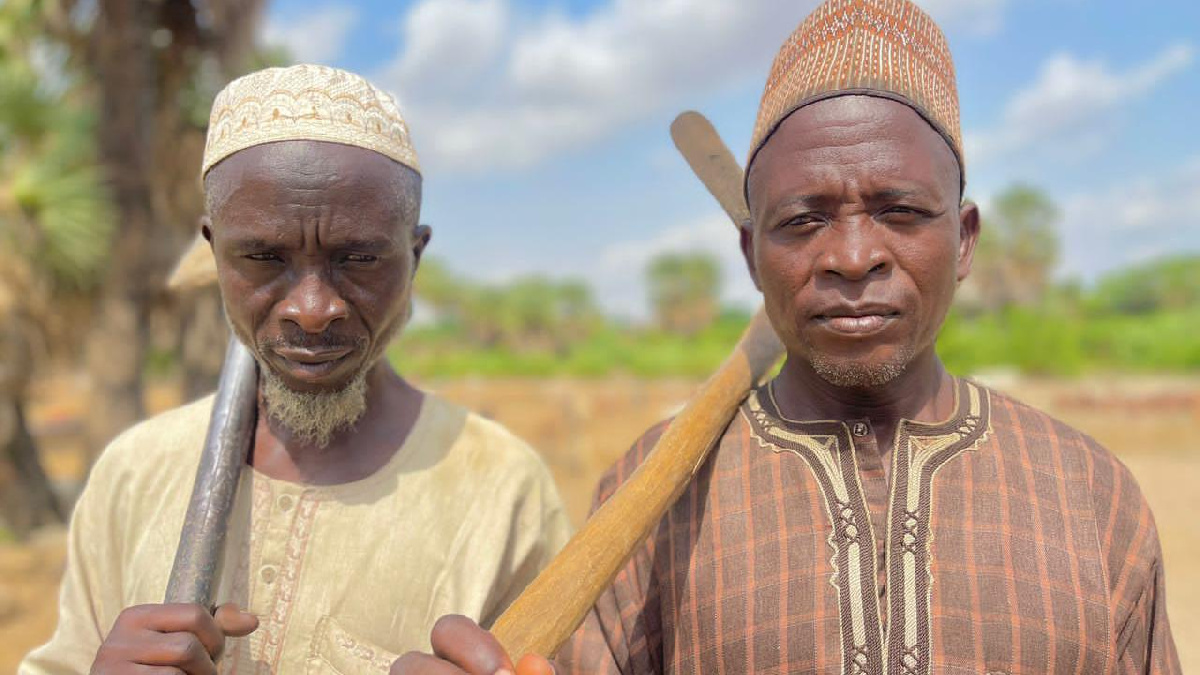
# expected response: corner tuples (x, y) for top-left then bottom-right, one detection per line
(0, 3), (113, 535)
(41, 0), (267, 452)
(0, 0), (268, 535)
(959, 185), (1060, 312)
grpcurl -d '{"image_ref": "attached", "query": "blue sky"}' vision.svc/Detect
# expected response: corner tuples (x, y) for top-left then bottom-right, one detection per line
(262, 0), (1200, 318)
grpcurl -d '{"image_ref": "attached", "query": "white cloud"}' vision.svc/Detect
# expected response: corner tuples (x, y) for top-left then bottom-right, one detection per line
(1056, 157), (1200, 280)
(966, 44), (1195, 166)
(595, 212), (757, 318)
(388, 0), (510, 96)
(377, 0), (1010, 174)
(919, 0), (1009, 35)
(263, 5), (360, 64)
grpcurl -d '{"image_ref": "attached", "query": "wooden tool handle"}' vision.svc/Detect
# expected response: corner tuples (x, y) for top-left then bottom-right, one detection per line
(492, 109), (784, 658)
(670, 111), (752, 230)
(491, 308), (782, 658)
(164, 337), (258, 605)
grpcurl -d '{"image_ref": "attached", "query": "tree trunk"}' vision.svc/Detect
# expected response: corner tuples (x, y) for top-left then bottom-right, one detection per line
(0, 317), (64, 539)
(84, 287), (150, 457)
(81, 0), (265, 457)
(0, 400), (66, 539)
(82, 0), (158, 456)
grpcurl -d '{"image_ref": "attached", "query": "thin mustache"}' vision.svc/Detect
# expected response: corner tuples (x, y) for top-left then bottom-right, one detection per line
(259, 334), (366, 351)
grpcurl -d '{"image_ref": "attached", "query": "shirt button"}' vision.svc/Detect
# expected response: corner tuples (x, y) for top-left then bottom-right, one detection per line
(278, 495), (294, 511)
(260, 565), (277, 584)
(852, 422), (870, 437)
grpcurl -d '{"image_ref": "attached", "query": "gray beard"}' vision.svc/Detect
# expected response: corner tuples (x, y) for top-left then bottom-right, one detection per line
(223, 297), (413, 447)
(259, 367), (369, 448)
(808, 345), (916, 388)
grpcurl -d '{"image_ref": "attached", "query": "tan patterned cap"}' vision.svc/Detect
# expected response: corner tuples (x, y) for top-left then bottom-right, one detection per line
(748, 0), (963, 186)
(202, 64), (420, 177)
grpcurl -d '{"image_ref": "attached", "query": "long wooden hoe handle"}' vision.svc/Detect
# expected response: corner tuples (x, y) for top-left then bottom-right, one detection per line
(669, 110), (753, 230)
(164, 336), (258, 605)
(490, 111), (784, 658)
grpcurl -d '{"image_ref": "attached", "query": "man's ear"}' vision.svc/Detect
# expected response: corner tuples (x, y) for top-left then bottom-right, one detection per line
(201, 215), (214, 248)
(956, 201), (981, 283)
(411, 223), (432, 273)
(739, 221), (762, 291)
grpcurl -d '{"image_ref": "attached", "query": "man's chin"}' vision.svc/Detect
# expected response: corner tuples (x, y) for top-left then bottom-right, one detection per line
(806, 347), (916, 389)
(259, 367), (370, 448)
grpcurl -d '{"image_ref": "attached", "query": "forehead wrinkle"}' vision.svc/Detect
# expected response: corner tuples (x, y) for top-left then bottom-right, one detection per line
(205, 145), (422, 235)
(752, 136), (954, 217)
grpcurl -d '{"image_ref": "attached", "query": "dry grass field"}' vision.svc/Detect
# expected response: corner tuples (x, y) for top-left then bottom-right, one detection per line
(2, 374), (1197, 671)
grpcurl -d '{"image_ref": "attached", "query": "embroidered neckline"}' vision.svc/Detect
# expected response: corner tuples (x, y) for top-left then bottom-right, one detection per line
(757, 376), (971, 439)
(741, 377), (991, 675)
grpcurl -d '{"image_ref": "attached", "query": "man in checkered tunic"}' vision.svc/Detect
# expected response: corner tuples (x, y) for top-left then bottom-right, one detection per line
(397, 1), (1180, 673)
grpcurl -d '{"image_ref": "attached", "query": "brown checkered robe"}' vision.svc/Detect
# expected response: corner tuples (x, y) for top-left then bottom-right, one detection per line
(557, 378), (1179, 674)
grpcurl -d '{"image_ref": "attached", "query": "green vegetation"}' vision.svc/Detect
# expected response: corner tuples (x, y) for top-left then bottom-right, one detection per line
(961, 184), (1060, 311)
(938, 185), (1198, 376)
(0, 1), (112, 536)
(394, 309), (753, 379)
(394, 290), (1198, 379)
(938, 305), (1199, 377)
(646, 252), (721, 336)
(1089, 255), (1200, 315)
(414, 258), (603, 354)
(394, 250), (743, 378)
(0, 4), (113, 302)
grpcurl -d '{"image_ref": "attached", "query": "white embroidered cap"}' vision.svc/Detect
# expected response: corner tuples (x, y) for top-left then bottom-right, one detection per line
(201, 64), (420, 177)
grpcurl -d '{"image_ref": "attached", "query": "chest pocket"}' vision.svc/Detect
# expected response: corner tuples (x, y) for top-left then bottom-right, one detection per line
(305, 616), (399, 674)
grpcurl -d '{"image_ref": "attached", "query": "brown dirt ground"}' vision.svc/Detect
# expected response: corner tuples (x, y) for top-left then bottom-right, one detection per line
(2, 374), (1197, 671)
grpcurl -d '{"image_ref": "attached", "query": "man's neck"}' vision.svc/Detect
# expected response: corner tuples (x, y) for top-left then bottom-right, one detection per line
(250, 362), (425, 485)
(769, 349), (956, 442)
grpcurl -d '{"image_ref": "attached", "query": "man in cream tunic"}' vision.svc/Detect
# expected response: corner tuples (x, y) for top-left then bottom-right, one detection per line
(21, 65), (572, 675)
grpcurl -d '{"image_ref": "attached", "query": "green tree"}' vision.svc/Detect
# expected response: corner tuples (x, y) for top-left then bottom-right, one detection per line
(960, 184), (1060, 312)
(0, 1), (113, 535)
(414, 256), (470, 325)
(1090, 254), (1200, 315)
(499, 277), (600, 352)
(0, 0), (271, 495)
(646, 252), (722, 336)
(413, 259), (600, 352)
(49, 0), (268, 451)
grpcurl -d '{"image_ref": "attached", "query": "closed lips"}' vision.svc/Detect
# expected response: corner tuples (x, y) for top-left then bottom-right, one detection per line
(813, 305), (900, 334)
(274, 347), (353, 363)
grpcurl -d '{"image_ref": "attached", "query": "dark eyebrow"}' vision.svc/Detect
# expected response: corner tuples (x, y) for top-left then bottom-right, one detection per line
(225, 237), (282, 252)
(867, 187), (937, 203)
(334, 238), (398, 253)
(774, 194), (835, 211)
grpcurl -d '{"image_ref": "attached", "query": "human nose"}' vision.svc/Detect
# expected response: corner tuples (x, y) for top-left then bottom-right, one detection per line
(278, 271), (348, 333)
(818, 218), (889, 282)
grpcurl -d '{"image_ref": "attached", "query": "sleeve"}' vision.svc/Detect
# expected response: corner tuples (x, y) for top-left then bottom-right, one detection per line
(1114, 530), (1181, 674)
(18, 443), (130, 675)
(555, 422), (669, 675)
(1090, 449), (1181, 675)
